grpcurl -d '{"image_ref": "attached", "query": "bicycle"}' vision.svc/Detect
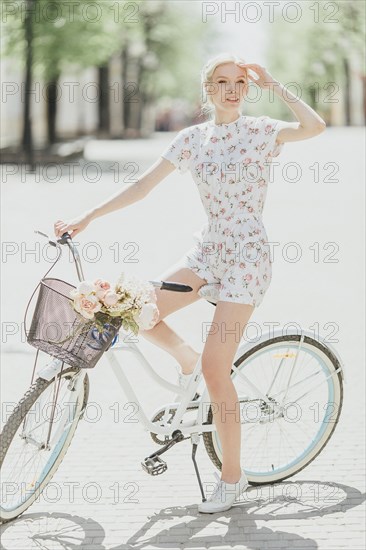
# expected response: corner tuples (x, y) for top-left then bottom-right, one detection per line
(0, 231), (346, 523)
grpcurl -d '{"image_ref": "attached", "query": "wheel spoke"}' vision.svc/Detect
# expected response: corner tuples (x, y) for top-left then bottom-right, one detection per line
(205, 337), (343, 480)
(0, 370), (85, 514)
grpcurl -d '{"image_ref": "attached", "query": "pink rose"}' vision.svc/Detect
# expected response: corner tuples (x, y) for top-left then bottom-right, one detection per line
(103, 291), (119, 306)
(74, 294), (101, 320)
(94, 279), (111, 299)
(245, 274), (253, 281)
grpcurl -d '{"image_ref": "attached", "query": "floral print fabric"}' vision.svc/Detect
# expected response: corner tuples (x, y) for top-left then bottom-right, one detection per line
(160, 114), (286, 307)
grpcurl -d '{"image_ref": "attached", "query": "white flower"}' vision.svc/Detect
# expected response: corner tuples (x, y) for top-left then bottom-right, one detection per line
(77, 280), (97, 295)
(115, 272), (126, 291)
(117, 299), (134, 312)
(136, 302), (159, 330)
(103, 291), (119, 306)
(120, 276), (155, 303)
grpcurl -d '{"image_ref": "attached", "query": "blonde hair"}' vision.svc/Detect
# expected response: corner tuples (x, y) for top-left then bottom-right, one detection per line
(199, 52), (248, 119)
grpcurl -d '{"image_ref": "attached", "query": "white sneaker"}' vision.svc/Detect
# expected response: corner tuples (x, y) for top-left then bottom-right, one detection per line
(198, 469), (249, 513)
(176, 366), (201, 401)
(178, 370), (196, 390)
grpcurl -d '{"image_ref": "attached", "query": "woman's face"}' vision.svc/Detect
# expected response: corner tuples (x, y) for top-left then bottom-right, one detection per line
(206, 62), (248, 113)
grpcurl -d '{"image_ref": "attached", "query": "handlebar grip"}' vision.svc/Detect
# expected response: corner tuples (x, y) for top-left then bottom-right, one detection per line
(57, 232), (72, 245)
(160, 281), (193, 293)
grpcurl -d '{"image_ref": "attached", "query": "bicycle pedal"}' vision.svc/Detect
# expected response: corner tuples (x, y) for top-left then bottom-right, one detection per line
(141, 455), (167, 476)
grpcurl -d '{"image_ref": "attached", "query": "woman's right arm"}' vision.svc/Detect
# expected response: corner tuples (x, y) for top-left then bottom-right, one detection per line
(54, 157), (176, 238)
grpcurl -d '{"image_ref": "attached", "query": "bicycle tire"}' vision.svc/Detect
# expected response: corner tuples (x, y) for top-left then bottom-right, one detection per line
(0, 366), (89, 524)
(203, 334), (344, 485)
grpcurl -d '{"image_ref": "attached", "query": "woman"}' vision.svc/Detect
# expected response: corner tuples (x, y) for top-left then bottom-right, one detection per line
(54, 53), (326, 514)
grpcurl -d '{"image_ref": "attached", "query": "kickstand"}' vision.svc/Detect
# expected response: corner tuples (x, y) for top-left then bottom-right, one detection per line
(191, 433), (206, 502)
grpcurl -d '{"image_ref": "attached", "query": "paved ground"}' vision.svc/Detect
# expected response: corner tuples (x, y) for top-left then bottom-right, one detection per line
(1, 128), (365, 549)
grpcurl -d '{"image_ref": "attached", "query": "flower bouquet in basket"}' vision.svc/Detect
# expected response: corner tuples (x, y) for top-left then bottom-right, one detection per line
(69, 272), (159, 339)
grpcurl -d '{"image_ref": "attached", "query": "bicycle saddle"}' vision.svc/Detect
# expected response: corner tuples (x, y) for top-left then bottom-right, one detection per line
(197, 283), (220, 305)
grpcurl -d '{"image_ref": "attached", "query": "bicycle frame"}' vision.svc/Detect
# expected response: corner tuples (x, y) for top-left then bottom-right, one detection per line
(102, 325), (346, 438)
(0, 226), (345, 523)
(33, 230), (347, 440)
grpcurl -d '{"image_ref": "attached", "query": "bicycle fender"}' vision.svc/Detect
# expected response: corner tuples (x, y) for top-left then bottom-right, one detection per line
(234, 327), (346, 384)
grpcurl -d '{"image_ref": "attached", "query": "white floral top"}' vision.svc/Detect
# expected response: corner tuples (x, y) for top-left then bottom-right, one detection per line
(160, 114), (286, 307)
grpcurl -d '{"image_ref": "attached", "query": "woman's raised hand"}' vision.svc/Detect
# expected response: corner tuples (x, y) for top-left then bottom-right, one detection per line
(237, 63), (278, 90)
(54, 213), (92, 239)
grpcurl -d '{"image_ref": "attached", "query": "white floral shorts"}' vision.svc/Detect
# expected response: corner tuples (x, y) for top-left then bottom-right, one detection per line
(181, 223), (273, 308)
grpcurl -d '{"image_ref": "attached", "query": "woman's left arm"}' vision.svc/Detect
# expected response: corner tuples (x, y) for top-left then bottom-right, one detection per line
(239, 63), (326, 143)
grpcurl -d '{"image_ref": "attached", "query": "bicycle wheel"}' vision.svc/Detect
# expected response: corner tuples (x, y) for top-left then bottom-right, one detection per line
(0, 365), (89, 523)
(203, 334), (343, 485)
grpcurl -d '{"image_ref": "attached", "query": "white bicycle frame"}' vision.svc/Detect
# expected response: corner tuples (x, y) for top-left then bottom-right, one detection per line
(33, 232), (346, 447)
(101, 327), (346, 438)
(37, 324), (346, 440)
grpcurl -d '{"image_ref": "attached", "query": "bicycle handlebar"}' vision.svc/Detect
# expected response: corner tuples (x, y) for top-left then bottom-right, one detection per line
(34, 230), (193, 293)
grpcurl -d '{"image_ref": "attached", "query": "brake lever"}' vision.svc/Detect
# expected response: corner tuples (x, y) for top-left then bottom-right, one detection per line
(34, 229), (58, 248)
(33, 228), (84, 282)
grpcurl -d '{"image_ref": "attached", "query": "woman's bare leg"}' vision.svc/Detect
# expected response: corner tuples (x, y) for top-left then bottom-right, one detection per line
(140, 320), (200, 374)
(201, 300), (255, 483)
(139, 265), (208, 373)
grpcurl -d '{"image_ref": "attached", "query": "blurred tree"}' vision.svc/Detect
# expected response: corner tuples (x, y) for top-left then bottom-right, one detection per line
(2, 0), (122, 145)
(2, 0), (216, 145)
(266, 0), (365, 125)
(23, 0), (35, 168)
(119, 0), (216, 136)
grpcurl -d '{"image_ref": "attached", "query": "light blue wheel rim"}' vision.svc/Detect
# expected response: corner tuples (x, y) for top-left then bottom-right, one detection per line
(213, 341), (338, 477)
(37, 401), (78, 486)
(2, 394), (80, 512)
